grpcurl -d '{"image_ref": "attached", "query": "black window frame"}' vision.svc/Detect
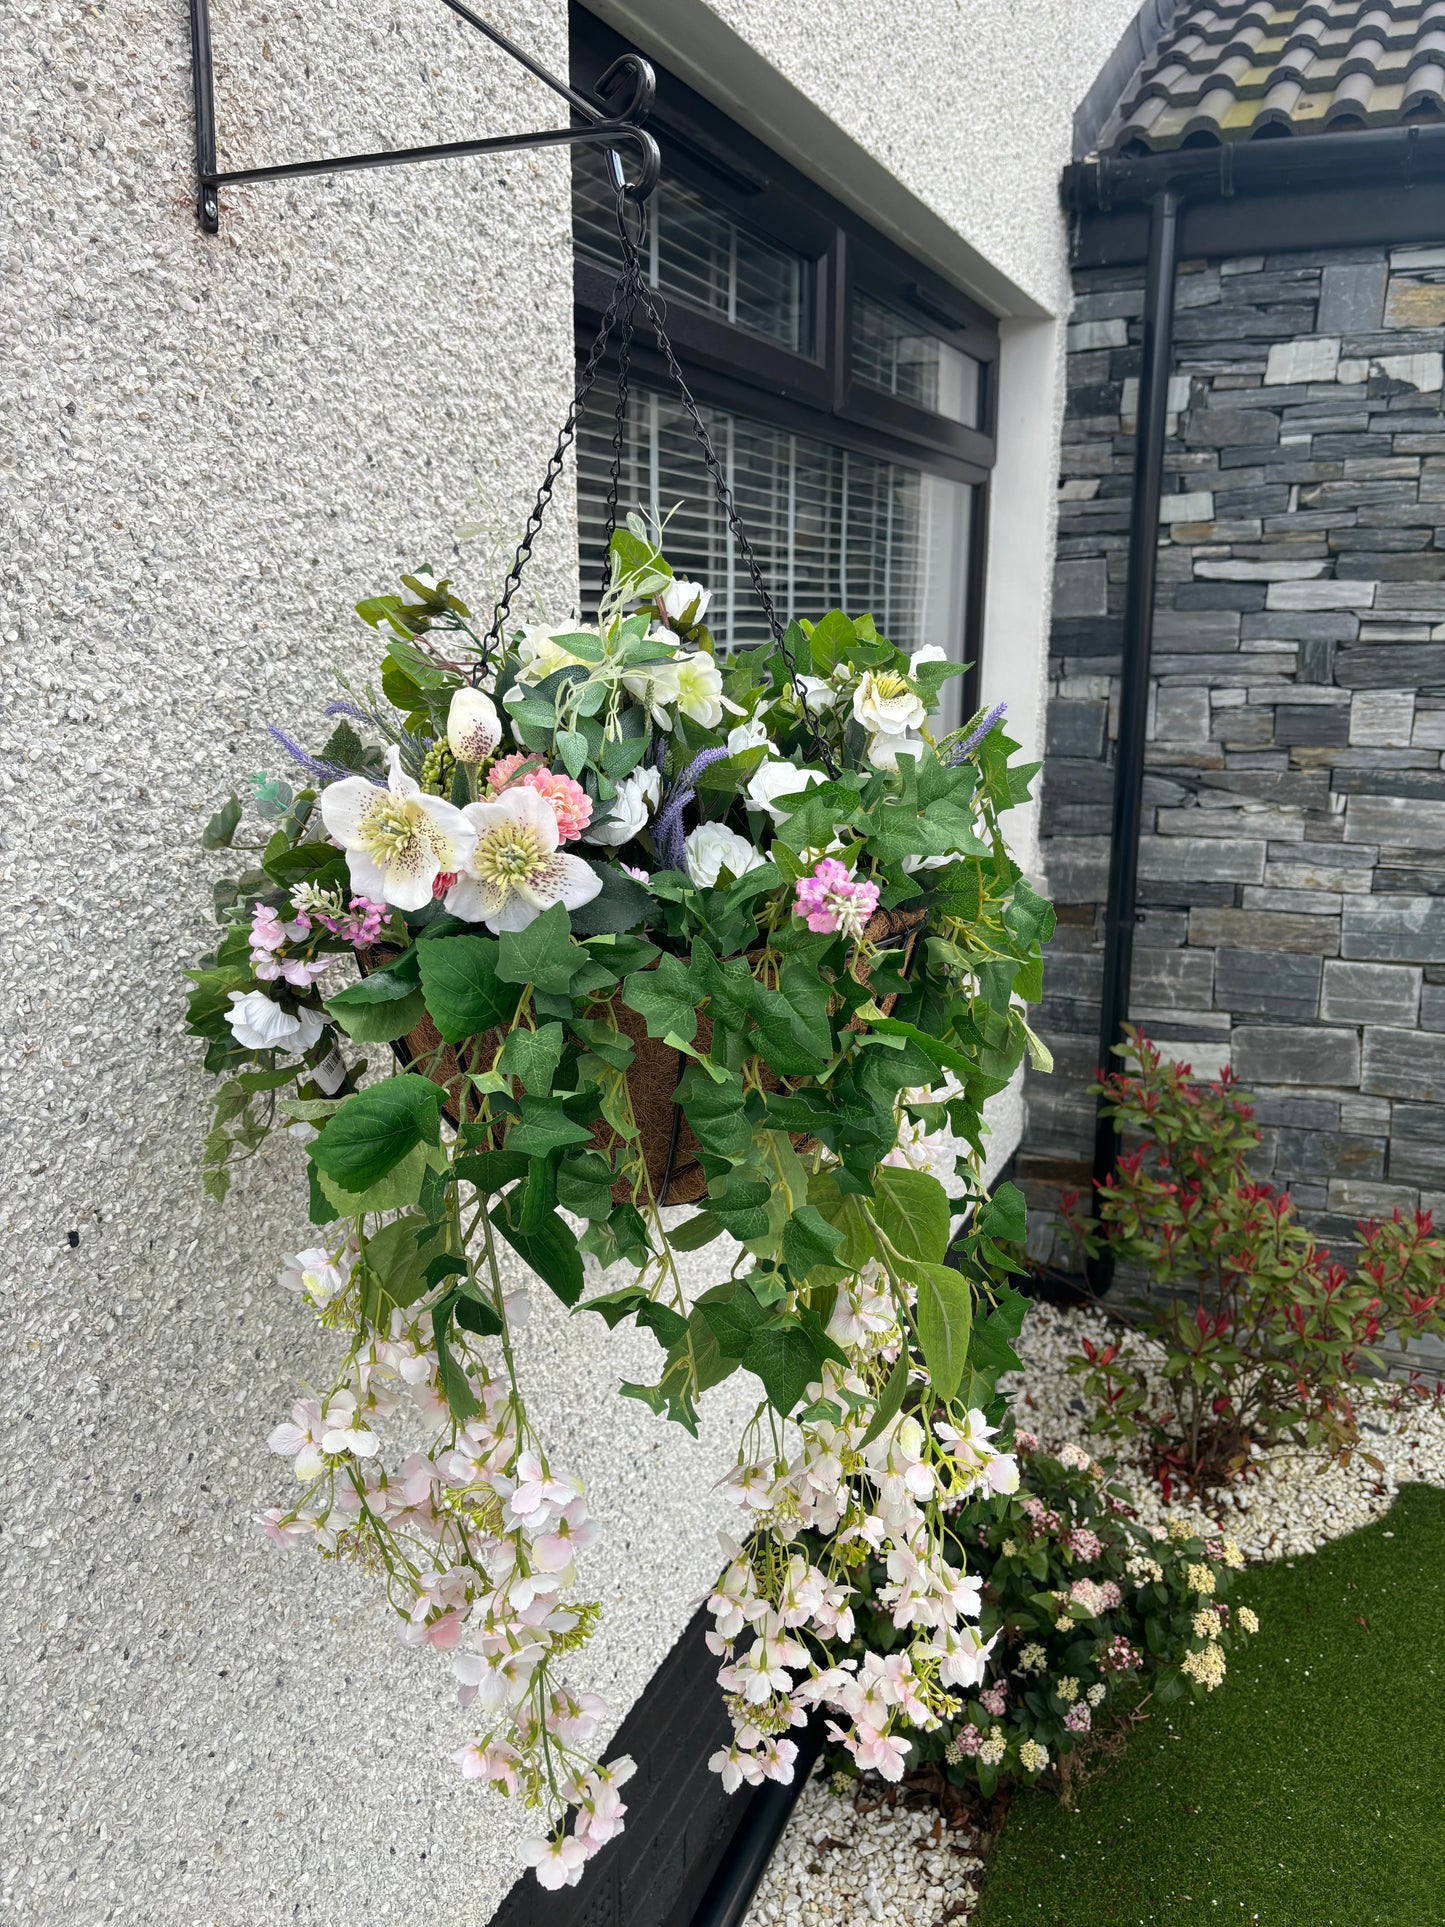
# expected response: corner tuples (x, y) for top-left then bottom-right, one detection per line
(570, 6), (998, 718)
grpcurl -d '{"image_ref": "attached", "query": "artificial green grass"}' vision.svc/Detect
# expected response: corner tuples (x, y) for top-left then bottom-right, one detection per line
(971, 1482), (1445, 1927)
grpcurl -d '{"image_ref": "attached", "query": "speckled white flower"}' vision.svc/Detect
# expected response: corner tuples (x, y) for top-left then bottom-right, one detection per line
(320, 744), (475, 912)
(683, 821), (767, 888)
(445, 783), (602, 933)
(446, 686), (501, 763)
(852, 668), (926, 737)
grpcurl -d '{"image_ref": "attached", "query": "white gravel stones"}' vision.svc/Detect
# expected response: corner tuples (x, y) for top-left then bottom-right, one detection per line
(748, 1299), (1445, 1926)
(1007, 1301), (1445, 1560)
(745, 1775), (984, 1927)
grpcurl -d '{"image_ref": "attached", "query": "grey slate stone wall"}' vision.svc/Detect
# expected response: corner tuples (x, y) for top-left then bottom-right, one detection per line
(1022, 242), (1445, 1257)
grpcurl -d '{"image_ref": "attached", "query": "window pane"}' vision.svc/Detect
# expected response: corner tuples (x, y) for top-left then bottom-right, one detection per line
(851, 291), (980, 427)
(573, 147), (807, 353)
(577, 383), (972, 724)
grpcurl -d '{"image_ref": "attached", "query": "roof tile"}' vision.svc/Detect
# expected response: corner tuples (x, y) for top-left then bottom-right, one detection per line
(1103, 0), (1445, 150)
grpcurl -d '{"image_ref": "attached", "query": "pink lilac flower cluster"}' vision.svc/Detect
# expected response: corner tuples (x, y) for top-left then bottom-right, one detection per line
(793, 857), (880, 938)
(979, 1682), (1008, 1717)
(487, 753), (593, 841)
(249, 905), (332, 988)
(1102, 1635), (1142, 1672)
(1063, 1701), (1092, 1734)
(1067, 1527), (1103, 1562)
(947, 1721), (983, 1759)
(1019, 1494), (1062, 1535)
(312, 894), (387, 946)
(256, 1247), (630, 1891)
(1069, 1576), (1122, 1615)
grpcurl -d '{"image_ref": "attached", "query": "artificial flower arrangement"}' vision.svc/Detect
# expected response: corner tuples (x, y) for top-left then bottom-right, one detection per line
(821, 1433), (1257, 1802)
(186, 515), (1056, 1890)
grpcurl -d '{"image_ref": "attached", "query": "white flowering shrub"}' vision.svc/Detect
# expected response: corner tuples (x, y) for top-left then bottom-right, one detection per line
(824, 1435), (1258, 1797)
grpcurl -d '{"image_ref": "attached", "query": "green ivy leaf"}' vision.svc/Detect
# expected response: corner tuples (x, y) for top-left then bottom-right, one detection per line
(705, 1173), (772, 1241)
(977, 1181), (1028, 1245)
(699, 1283), (770, 1359)
(914, 1260), (973, 1403)
(555, 1149), (614, 1220)
(498, 1022), (566, 1097)
(742, 1323), (822, 1416)
(495, 903), (582, 993)
(506, 1096), (594, 1160)
(781, 1203), (845, 1279)
(622, 954), (700, 1044)
(326, 984), (426, 1043)
(417, 935), (519, 1044)
(310, 1075), (443, 1194)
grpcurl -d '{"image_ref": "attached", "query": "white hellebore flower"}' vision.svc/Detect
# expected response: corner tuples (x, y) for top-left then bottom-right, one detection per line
(446, 784), (602, 933)
(446, 686), (501, 763)
(320, 744), (476, 913)
(515, 625), (590, 687)
(658, 576), (711, 628)
(852, 667), (927, 738)
(683, 821), (767, 889)
(583, 765), (661, 848)
(746, 759), (826, 823)
(672, 651), (726, 728)
(226, 989), (325, 1056)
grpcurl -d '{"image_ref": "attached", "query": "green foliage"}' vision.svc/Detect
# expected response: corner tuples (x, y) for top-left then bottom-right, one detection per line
(310, 1075), (443, 1194)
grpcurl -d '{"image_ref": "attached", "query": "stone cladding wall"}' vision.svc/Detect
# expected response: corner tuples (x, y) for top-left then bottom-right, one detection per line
(1021, 241), (1445, 1259)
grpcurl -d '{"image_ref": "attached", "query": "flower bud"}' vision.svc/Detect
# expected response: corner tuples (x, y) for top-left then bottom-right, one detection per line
(447, 686), (501, 763)
(658, 577), (711, 629)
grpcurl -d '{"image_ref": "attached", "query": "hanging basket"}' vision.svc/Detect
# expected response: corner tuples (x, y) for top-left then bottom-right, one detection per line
(362, 903), (926, 1207)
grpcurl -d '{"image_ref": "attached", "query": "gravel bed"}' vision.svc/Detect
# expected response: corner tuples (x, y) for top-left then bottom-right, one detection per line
(746, 1301), (1445, 1926)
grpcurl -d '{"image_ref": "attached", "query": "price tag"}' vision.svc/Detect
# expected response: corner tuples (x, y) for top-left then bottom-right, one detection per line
(312, 1045), (348, 1096)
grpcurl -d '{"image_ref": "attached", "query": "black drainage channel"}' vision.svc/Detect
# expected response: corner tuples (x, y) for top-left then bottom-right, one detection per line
(687, 1720), (823, 1927)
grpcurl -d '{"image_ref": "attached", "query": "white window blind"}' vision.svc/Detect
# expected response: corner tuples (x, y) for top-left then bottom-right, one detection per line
(577, 384), (972, 718)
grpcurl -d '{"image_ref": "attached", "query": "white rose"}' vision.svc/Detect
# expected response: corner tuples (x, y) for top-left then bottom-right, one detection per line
(683, 821), (767, 888)
(673, 651), (725, 728)
(446, 686), (501, 763)
(226, 989), (326, 1056)
(866, 729), (925, 772)
(745, 759), (826, 822)
(658, 577), (711, 628)
(584, 765), (661, 847)
(797, 673), (840, 712)
(909, 644), (949, 672)
(852, 668), (926, 737)
(727, 715), (771, 756)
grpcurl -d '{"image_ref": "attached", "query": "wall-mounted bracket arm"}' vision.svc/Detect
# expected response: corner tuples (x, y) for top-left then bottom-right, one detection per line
(189, 0), (659, 234)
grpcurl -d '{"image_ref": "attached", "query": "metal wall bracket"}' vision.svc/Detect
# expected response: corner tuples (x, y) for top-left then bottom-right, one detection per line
(188, 0), (660, 234)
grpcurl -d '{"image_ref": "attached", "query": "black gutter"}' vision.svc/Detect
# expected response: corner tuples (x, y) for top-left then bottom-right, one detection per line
(1067, 118), (1445, 1287)
(1087, 187), (1179, 1295)
(1064, 118), (1445, 212)
(687, 1721), (823, 1927)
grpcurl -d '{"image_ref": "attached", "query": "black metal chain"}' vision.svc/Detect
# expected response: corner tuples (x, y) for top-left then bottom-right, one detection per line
(483, 173), (840, 779)
(479, 253), (636, 674)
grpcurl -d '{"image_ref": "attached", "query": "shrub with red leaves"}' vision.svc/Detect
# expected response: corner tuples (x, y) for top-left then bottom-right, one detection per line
(1061, 1029), (1445, 1493)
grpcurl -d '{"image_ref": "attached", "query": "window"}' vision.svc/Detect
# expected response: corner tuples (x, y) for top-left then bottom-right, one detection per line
(570, 10), (998, 725)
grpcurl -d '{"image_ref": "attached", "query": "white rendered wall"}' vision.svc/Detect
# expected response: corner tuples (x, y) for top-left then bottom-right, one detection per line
(3, 1), (1130, 1920)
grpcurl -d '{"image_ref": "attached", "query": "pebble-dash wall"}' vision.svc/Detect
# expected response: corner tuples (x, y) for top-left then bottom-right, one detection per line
(1022, 242), (1445, 1257)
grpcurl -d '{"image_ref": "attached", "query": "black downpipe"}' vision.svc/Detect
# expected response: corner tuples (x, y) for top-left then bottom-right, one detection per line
(1087, 187), (1180, 1294)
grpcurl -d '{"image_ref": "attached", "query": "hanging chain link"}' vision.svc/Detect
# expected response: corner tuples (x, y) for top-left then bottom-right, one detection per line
(478, 253), (636, 676)
(481, 174), (840, 778)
